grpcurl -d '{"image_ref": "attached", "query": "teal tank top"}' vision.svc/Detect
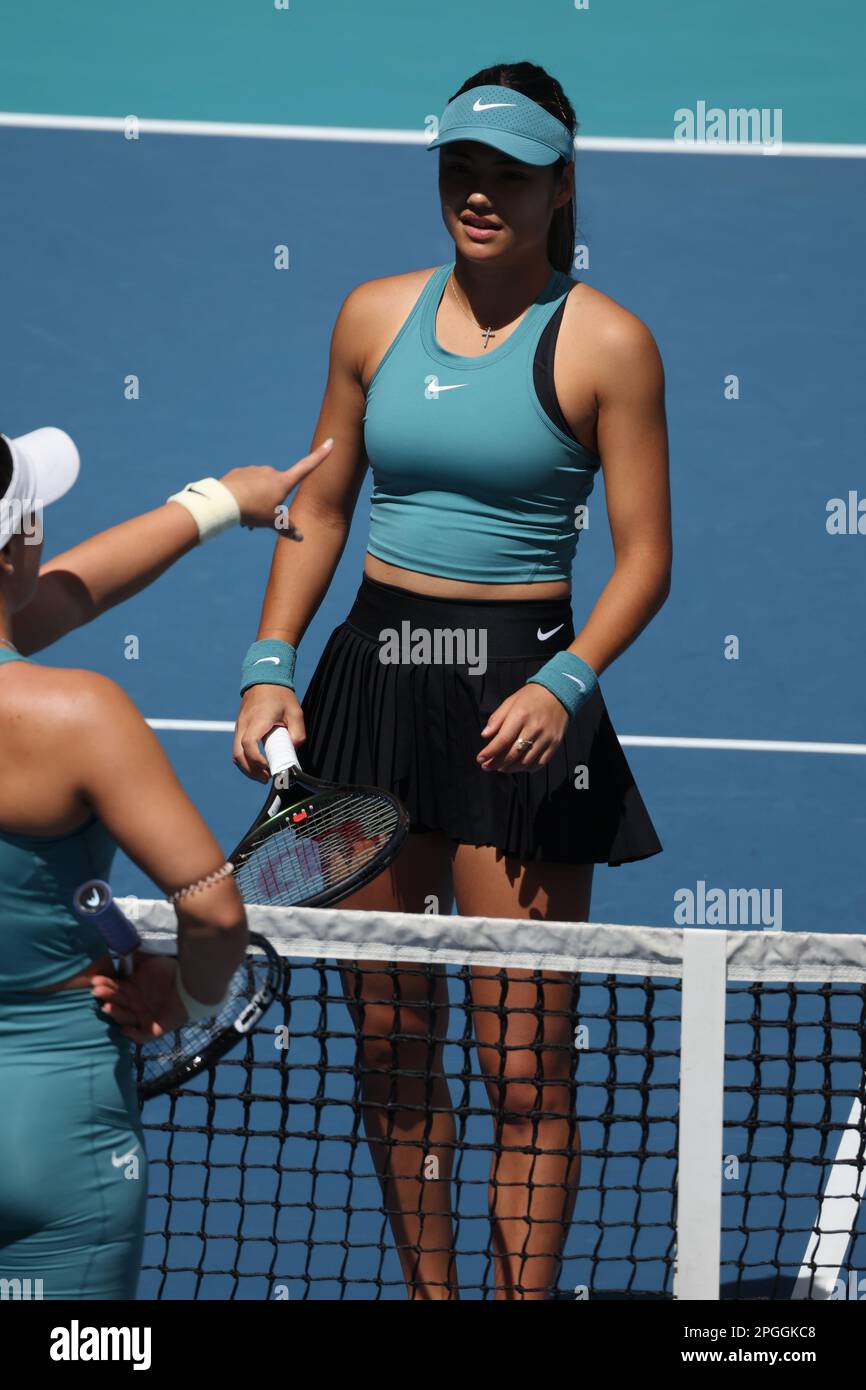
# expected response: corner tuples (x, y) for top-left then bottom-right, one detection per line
(363, 263), (600, 584)
(0, 647), (117, 992)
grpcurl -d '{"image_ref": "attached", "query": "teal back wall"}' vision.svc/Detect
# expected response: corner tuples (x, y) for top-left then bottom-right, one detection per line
(1, 0), (862, 143)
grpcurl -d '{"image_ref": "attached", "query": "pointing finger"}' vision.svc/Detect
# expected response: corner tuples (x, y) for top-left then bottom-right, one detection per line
(281, 438), (334, 491)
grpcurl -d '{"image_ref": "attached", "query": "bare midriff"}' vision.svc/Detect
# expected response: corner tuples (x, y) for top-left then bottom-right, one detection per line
(364, 552), (571, 602)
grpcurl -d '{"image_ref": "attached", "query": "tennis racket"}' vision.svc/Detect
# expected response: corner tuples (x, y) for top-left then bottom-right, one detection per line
(72, 879), (282, 1101)
(229, 725), (409, 908)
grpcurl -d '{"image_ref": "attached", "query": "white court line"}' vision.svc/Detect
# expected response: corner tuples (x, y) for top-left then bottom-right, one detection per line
(1, 110), (864, 158)
(148, 719), (236, 732)
(619, 735), (866, 756)
(145, 720), (866, 756)
(0, 112), (427, 143)
(579, 136), (866, 159)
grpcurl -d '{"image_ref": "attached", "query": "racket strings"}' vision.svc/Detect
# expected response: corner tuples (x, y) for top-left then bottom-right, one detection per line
(135, 952), (276, 1091)
(270, 792), (398, 844)
(235, 792), (401, 908)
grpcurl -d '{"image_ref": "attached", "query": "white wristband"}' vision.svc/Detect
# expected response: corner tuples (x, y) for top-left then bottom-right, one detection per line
(167, 477), (241, 543)
(175, 969), (230, 1022)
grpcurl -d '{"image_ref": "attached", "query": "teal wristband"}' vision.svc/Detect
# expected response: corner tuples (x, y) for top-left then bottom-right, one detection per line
(527, 650), (598, 718)
(240, 639), (297, 695)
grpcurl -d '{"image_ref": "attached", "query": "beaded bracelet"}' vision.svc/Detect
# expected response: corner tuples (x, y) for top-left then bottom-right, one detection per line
(169, 859), (235, 905)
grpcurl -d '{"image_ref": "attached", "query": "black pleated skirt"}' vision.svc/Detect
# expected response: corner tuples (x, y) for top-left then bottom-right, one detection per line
(300, 576), (662, 867)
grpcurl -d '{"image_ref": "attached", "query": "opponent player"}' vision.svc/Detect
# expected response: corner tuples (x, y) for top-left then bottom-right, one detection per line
(235, 62), (671, 1299)
(0, 427), (331, 1297)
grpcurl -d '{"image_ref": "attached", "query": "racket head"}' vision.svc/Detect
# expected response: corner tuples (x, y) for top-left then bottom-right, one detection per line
(229, 768), (410, 909)
(135, 931), (282, 1102)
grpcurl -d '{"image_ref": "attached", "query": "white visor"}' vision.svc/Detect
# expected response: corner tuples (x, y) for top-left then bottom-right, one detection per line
(0, 428), (80, 550)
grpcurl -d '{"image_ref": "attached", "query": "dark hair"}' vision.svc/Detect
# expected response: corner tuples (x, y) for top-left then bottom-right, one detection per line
(0, 436), (12, 558)
(450, 61), (578, 273)
(0, 436), (11, 500)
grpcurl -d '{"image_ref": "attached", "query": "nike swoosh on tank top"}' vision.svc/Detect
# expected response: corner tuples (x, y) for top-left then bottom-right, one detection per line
(363, 263), (600, 584)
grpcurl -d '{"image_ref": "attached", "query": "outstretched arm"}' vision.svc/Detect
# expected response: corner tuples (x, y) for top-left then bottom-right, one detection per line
(11, 444), (332, 654)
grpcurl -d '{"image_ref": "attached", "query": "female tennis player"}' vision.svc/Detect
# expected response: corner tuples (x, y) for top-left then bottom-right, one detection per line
(0, 426), (330, 1298)
(235, 61), (671, 1300)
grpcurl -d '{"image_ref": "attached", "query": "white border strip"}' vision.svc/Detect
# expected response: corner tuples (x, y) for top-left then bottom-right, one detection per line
(676, 928), (727, 1299)
(143, 719), (866, 757)
(122, 901), (866, 982)
(1, 111), (864, 158)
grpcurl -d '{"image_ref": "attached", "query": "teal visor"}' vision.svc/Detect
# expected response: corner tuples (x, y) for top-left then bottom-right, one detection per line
(427, 84), (574, 167)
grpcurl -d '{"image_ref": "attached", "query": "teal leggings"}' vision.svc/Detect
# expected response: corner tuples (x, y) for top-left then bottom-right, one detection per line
(0, 988), (146, 1299)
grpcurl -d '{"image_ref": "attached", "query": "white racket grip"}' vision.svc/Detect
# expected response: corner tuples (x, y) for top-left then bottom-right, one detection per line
(264, 724), (300, 777)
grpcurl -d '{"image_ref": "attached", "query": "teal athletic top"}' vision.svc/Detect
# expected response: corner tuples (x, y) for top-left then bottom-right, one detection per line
(363, 263), (601, 584)
(0, 646), (117, 992)
(0, 648), (144, 1304)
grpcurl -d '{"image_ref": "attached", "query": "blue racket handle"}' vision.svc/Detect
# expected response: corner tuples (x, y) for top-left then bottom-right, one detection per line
(72, 880), (142, 960)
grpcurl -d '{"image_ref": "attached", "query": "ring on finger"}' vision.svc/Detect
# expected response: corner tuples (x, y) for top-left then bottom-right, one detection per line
(514, 736), (535, 752)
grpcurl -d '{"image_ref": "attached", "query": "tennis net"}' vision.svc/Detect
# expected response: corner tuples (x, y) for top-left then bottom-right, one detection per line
(124, 900), (866, 1301)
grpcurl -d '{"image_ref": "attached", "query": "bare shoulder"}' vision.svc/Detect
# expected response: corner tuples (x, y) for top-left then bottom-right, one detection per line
(334, 266), (442, 382)
(564, 281), (663, 377)
(341, 266), (441, 320)
(0, 665), (159, 808)
(1, 664), (148, 745)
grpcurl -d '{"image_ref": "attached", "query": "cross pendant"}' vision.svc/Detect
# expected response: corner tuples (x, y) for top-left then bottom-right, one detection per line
(482, 325), (496, 349)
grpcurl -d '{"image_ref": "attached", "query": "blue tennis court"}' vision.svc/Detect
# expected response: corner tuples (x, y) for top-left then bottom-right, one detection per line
(1, 0), (864, 1301)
